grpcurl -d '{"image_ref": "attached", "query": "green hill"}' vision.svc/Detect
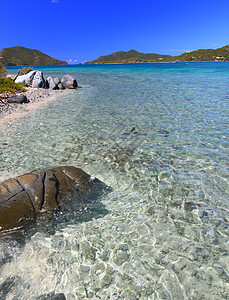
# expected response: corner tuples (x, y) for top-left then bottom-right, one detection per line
(0, 46), (68, 66)
(170, 45), (229, 62)
(86, 49), (171, 64)
(87, 45), (229, 64)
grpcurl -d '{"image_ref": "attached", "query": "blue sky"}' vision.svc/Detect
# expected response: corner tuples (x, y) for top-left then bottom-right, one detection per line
(0, 0), (229, 63)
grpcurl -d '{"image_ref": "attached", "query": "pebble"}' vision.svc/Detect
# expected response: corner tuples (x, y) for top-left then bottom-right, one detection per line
(78, 265), (90, 279)
(99, 249), (110, 261)
(113, 250), (130, 266)
(100, 274), (112, 288)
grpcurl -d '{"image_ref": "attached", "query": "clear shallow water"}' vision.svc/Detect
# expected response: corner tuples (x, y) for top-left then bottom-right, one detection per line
(1, 62), (229, 299)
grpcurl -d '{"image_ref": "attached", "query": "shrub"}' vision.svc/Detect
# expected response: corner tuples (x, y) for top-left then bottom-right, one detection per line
(19, 67), (33, 76)
(0, 77), (27, 94)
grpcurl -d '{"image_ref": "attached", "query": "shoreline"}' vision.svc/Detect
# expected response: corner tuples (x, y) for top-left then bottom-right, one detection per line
(0, 84), (67, 125)
(85, 60), (229, 65)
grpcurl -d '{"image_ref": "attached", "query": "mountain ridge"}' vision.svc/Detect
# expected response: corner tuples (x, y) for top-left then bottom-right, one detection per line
(2, 44), (229, 66)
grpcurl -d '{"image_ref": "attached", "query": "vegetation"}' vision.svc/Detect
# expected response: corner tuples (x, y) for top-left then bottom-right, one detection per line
(0, 77), (27, 94)
(0, 46), (68, 66)
(0, 63), (27, 94)
(87, 45), (229, 64)
(0, 62), (7, 78)
(19, 67), (33, 75)
(168, 45), (229, 62)
(86, 49), (171, 64)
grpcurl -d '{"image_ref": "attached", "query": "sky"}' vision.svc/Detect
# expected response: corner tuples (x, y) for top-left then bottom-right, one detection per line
(0, 0), (229, 63)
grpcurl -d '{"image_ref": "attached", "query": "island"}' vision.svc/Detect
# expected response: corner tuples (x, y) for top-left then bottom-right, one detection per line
(0, 46), (68, 66)
(86, 45), (229, 64)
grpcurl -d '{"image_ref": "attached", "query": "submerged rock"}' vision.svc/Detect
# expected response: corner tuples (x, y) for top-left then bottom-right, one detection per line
(0, 276), (21, 299)
(0, 166), (109, 237)
(183, 201), (198, 212)
(36, 292), (66, 300)
(61, 74), (78, 89)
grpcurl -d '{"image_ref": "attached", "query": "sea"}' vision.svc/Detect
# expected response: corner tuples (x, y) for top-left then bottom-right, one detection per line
(1, 62), (229, 299)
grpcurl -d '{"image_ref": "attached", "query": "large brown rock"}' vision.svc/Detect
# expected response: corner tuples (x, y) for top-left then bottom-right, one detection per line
(0, 166), (106, 236)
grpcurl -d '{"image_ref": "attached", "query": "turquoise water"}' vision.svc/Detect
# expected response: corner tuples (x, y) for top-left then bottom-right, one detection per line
(1, 62), (229, 299)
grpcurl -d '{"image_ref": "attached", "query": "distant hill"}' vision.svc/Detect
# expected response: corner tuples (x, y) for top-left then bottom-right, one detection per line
(87, 45), (229, 64)
(86, 49), (171, 64)
(170, 45), (229, 62)
(0, 46), (68, 66)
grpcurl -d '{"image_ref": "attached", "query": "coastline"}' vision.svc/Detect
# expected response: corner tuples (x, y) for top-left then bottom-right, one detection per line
(0, 86), (67, 125)
(86, 60), (229, 65)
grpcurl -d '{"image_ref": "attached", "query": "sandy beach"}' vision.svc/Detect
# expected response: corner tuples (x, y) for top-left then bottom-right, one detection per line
(0, 86), (67, 125)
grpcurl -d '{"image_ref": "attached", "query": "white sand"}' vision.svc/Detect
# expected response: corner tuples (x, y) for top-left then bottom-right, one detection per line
(0, 87), (66, 125)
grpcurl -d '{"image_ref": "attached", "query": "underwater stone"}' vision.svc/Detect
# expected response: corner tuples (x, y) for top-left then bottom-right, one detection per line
(90, 275), (100, 292)
(36, 292), (66, 300)
(92, 262), (105, 275)
(99, 249), (110, 261)
(0, 276), (21, 299)
(78, 265), (90, 279)
(113, 250), (130, 266)
(85, 247), (96, 260)
(105, 265), (114, 275)
(184, 201), (198, 212)
(0, 166), (108, 237)
(100, 274), (112, 288)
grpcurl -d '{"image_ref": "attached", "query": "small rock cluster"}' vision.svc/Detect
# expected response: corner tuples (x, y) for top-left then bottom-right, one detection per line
(0, 71), (78, 111)
(46, 74), (78, 90)
(15, 71), (78, 90)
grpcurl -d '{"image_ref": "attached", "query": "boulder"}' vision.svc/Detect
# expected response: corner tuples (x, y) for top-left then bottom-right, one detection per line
(32, 71), (46, 88)
(46, 76), (57, 90)
(7, 95), (29, 104)
(53, 77), (66, 90)
(53, 77), (61, 85)
(61, 74), (78, 89)
(57, 82), (65, 90)
(14, 70), (36, 84)
(0, 166), (108, 236)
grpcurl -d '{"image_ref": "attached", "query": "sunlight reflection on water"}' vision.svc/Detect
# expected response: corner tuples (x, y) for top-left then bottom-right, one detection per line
(1, 63), (229, 299)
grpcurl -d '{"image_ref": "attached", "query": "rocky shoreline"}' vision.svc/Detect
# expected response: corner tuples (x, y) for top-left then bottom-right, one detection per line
(0, 72), (77, 123)
(0, 87), (65, 120)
